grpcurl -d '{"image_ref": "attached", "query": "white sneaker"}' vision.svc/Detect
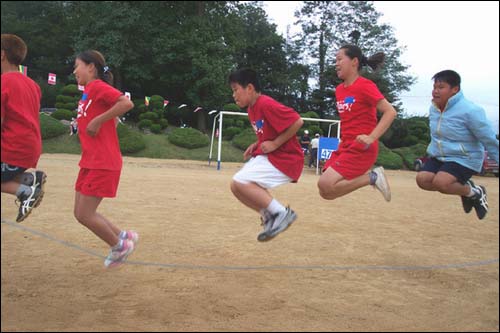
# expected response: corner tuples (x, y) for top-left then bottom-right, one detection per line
(258, 207), (297, 242)
(372, 167), (391, 202)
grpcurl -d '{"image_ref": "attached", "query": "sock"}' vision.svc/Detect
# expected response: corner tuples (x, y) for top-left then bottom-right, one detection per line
(266, 199), (286, 216)
(15, 184), (32, 198)
(369, 171), (378, 185)
(466, 185), (480, 198)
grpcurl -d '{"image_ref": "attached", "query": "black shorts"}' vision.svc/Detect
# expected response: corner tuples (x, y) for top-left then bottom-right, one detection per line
(1, 162), (26, 183)
(421, 157), (476, 184)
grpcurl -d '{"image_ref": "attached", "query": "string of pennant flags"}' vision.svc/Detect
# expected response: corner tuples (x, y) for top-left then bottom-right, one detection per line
(18, 65), (206, 112)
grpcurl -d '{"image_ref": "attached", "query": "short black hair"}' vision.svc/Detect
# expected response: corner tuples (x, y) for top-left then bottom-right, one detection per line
(432, 70), (461, 88)
(228, 68), (261, 92)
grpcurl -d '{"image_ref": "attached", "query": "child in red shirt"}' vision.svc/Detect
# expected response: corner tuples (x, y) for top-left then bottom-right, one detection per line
(73, 50), (136, 268)
(1, 34), (46, 222)
(229, 69), (304, 242)
(318, 45), (397, 202)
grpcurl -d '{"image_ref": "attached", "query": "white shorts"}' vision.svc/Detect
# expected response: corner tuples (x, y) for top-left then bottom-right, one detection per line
(232, 155), (292, 189)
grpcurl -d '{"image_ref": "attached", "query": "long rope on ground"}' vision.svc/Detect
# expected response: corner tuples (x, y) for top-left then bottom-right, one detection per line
(2, 219), (498, 271)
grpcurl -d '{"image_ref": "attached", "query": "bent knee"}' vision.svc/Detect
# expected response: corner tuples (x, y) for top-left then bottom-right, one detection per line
(416, 173), (434, 190)
(317, 180), (338, 200)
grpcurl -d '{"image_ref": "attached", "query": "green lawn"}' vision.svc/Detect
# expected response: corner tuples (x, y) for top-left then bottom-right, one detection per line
(42, 130), (246, 162)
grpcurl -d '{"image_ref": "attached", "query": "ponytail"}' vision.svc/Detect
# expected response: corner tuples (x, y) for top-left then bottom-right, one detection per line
(340, 44), (385, 71)
(76, 50), (114, 86)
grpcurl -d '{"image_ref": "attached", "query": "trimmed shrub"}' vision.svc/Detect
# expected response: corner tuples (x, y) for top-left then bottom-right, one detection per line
(139, 111), (159, 122)
(61, 84), (80, 96)
(232, 128), (255, 150)
(150, 124), (162, 134)
(222, 103), (241, 112)
(168, 127), (209, 149)
(51, 109), (74, 121)
(376, 142), (404, 169)
(392, 143), (428, 170)
(223, 127), (242, 140)
(301, 111), (320, 119)
(40, 113), (67, 139)
(117, 123), (146, 154)
(138, 119), (153, 130)
(158, 118), (169, 129)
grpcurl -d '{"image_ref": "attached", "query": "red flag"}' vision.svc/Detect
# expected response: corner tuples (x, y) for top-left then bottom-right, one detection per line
(48, 73), (57, 85)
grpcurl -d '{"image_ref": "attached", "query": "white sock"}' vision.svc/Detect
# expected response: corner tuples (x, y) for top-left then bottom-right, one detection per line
(466, 186), (479, 198)
(266, 199), (286, 216)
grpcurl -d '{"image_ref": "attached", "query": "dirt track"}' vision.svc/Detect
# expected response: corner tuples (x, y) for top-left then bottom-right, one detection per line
(1, 154), (498, 331)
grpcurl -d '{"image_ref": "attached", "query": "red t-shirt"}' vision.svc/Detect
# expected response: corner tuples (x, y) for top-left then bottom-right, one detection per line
(1, 72), (42, 168)
(335, 76), (384, 141)
(77, 79), (123, 170)
(247, 95), (304, 181)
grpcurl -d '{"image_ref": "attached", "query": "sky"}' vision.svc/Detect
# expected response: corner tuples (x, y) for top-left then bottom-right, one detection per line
(263, 1), (499, 131)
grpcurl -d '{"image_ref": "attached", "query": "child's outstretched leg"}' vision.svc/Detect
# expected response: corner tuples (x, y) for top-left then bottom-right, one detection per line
(318, 166), (391, 202)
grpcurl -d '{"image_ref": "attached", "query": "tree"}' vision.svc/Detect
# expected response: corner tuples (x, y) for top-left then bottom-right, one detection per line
(295, 1), (416, 117)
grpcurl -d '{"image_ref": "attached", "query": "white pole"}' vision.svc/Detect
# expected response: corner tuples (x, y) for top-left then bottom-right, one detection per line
(316, 142), (320, 175)
(217, 113), (223, 170)
(208, 114), (219, 165)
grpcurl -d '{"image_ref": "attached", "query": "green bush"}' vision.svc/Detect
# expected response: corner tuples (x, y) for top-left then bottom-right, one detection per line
(376, 142), (404, 169)
(149, 95), (164, 110)
(138, 119), (153, 130)
(51, 109), (74, 121)
(158, 118), (169, 129)
(168, 127), (210, 149)
(150, 124), (162, 134)
(223, 103), (241, 112)
(232, 128), (255, 150)
(117, 123), (146, 153)
(301, 111), (320, 119)
(61, 84), (80, 96)
(306, 125), (323, 136)
(392, 143), (428, 170)
(56, 95), (77, 103)
(139, 111), (159, 122)
(223, 127), (242, 140)
(40, 113), (67, 139)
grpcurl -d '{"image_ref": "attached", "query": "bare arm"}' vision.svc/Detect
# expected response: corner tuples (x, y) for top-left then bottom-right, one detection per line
(260, 117), (304, 154)
(356, 98), (397, 145)
(86, 96), (134, 137)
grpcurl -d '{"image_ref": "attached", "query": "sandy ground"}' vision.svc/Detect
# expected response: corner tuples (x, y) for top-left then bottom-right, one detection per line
(1, 153), (498, 332)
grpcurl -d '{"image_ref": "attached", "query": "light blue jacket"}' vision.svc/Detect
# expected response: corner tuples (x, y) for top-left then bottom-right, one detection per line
(427, 90), (499, 172)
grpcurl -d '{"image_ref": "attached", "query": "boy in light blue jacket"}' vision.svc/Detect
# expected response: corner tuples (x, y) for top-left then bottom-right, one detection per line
(416, 70), (499, 220)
